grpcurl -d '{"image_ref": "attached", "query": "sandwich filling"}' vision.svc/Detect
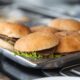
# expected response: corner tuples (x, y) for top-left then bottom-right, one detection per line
(0, 34), (18, 45)
(14, 48), (62, 60)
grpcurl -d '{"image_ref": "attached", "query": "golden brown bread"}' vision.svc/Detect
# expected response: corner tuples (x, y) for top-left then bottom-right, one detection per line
(14, 32), (59, 52)
(30, 25), (57, 33)
(56, 32), (80, 53)
(0, 22), (31, 38)
(0, 39), (13, 50)
(48, 18), (80, 31)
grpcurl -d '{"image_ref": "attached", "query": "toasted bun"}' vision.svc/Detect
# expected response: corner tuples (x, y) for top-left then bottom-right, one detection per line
(30, 25), (57, 33)
(0, 39), (13, 50)
(48, 18), (80, 31)
(0, 22), (31, 38)
(14, 32), (59, 52)
(55, 31), (68, 39)
(56, 32), (80, 53)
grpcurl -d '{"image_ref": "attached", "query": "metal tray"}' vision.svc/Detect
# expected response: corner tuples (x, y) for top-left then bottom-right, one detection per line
(0, 48), (80, 69)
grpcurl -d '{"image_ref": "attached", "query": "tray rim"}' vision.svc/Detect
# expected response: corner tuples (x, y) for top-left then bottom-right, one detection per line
(0, 48), (80, 69)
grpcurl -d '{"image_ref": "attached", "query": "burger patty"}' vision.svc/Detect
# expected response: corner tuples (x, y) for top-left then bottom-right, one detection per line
(0, 34), (18, 45)
(37, 47), (56, 57)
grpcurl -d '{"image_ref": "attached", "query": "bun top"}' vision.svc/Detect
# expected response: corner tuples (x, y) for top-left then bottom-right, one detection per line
(0, 22), (31, 38)
(48, 18), (80, 31)
(56, 32), (80, 53)
(30, 25), (57, 33)
(14, 32), (59, 52)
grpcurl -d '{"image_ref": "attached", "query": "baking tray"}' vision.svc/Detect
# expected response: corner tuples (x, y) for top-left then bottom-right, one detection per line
(0, 48), (80, 69)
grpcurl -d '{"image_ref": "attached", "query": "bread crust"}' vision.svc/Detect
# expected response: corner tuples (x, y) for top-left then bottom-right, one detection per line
(0, 22), (31, 38)
(14, 32), (59, 52)
(30, 25), (57, 33)
(56, 32), (80, 53)
(48, 18), (80, 31)
(0, 39), (13, 50)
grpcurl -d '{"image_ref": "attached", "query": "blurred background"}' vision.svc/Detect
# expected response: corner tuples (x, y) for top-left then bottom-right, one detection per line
(0, 0), (80, 23)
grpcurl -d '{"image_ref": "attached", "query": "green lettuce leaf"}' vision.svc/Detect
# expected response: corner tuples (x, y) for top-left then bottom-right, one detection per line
(13, 51), (62, 60)
(13, 51), (43, 59)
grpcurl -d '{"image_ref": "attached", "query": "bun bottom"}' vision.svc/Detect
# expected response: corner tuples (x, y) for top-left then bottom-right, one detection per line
(0, 39), (13, 50)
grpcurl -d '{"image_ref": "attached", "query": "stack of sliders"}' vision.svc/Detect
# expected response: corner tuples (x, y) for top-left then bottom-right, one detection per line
(1, 18), (80, 60)
(13, 18), (80, 60)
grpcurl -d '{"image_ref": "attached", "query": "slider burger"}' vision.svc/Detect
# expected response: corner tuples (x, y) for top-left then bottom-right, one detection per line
(56, 32), (80, 54)
(0, 22), (31, 50)
(30, 25), (57, 33)
(48, 18), (80, 31)
(14, 32), (59, 59)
